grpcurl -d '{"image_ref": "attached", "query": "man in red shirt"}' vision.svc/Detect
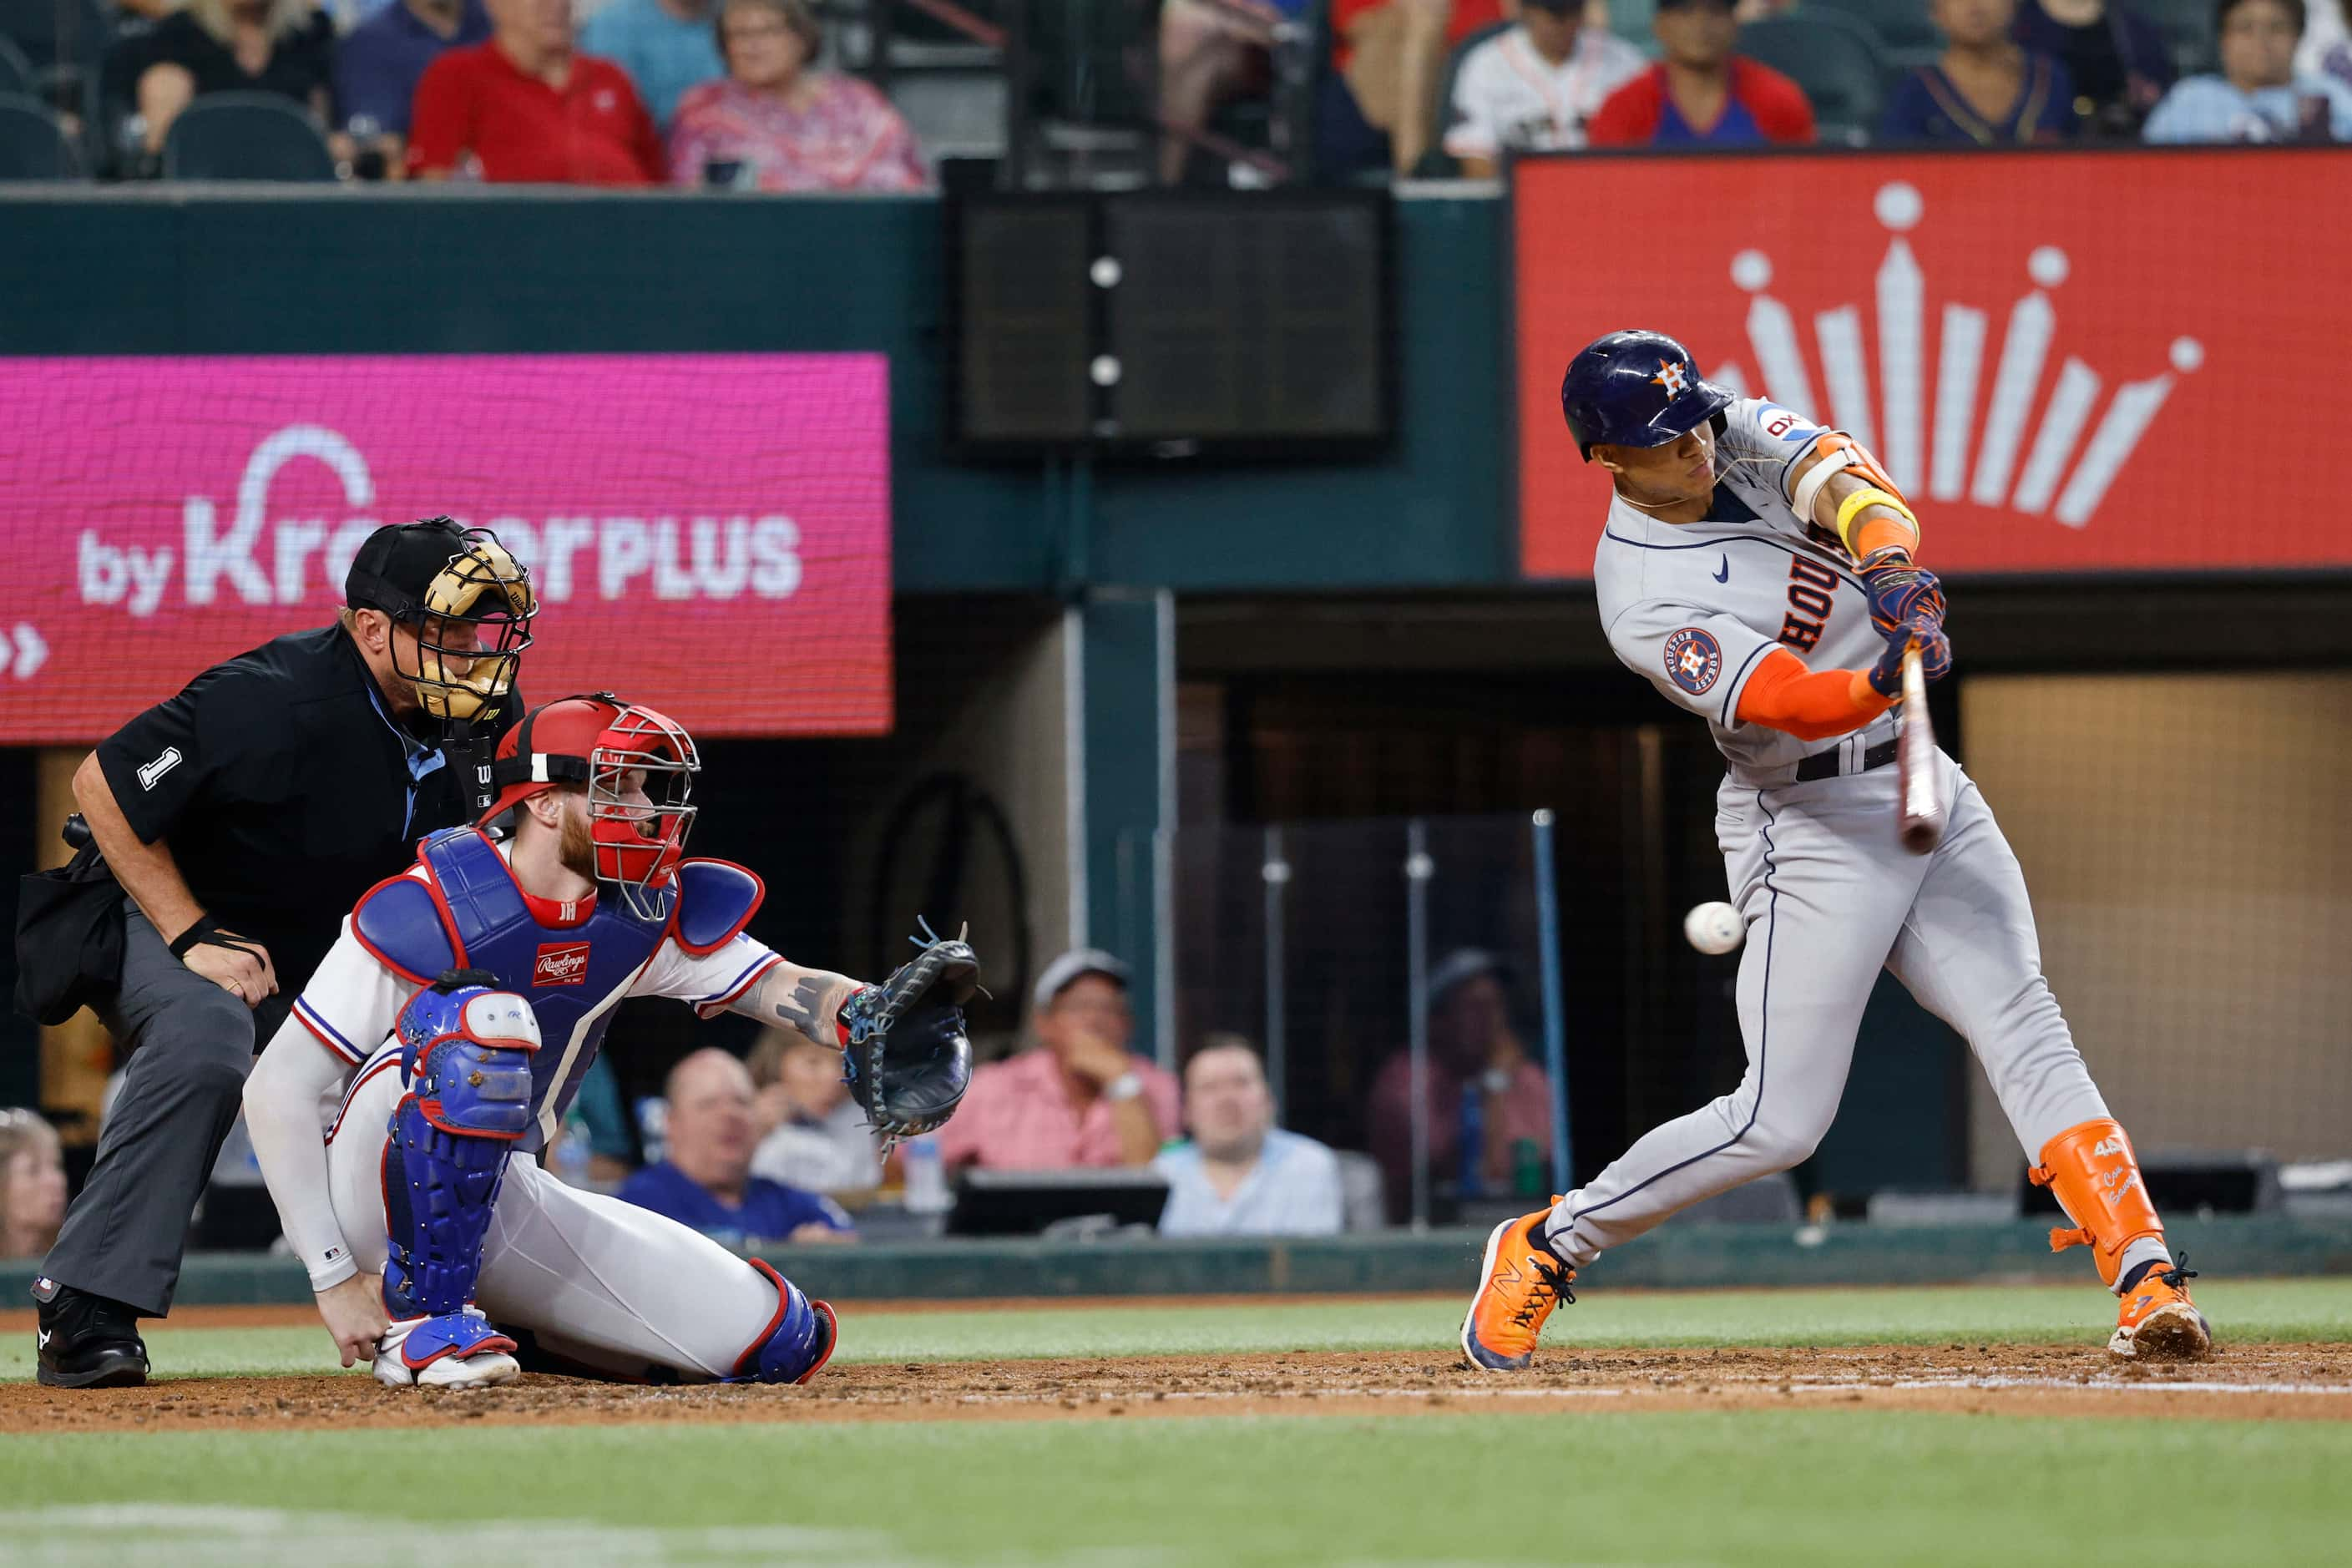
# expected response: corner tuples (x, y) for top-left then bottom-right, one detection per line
(408, 0), (663, 183)
(1586, 0), (1814, 146)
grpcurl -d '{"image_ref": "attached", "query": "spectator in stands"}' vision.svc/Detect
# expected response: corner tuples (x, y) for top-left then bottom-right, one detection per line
(747, 1026), (883, 1194)
(2011, 0), (2174, 136)
(1367, 948), (1554, 1220)
(407, 0), (663, 182)
(1586, 0), (1816, 147)
(0, 1109), (68, 1262)
(1156, 0), (1306, 183)
(938, 948), (1179, 1172)
(2144, 0), (2352, 136)
(1441, 0), (1648, 175)
(334, 0), (490, 179)
(1884, 0), (2080, 144)
(1153, 1035), (1343, 1237)
(615, 1049), (853, 1247)
(119, 0), (336, 164)
(579, 0), (721, 127)
(665, 0), (926, 190)
(2300, 0), (2351, 87)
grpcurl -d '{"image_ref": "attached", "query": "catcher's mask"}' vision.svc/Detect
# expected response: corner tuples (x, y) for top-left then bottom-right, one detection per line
(345, 519), (535, 726)
(481, 694), (699, 920)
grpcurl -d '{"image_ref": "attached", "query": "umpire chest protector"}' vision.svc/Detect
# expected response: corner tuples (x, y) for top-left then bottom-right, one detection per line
(352, 827), (762, 1151)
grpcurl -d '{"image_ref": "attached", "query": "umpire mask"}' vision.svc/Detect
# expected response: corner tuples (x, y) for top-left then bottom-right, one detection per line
(346, 519), (537, 727)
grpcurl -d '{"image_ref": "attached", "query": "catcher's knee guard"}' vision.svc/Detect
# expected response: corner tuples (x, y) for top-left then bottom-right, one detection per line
(2031, 1117), (2165, 1288)
(729, 1259), (837, 1385)
(382, 977), (539, 1322)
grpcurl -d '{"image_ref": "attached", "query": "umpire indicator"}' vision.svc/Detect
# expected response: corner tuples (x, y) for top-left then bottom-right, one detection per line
(1459, 330), (2210, 1372)
(24, 519), (534, 1388)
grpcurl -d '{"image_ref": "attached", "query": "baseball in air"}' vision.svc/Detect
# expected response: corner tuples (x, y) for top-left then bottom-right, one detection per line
(1683, 901), (1744, 954)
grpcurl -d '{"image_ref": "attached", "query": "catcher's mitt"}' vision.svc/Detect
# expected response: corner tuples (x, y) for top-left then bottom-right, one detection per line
(839, 920), (980, 1152)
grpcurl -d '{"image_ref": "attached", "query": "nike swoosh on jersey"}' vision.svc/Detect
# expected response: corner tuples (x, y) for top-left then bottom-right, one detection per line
(1712, 555), (1730, 583)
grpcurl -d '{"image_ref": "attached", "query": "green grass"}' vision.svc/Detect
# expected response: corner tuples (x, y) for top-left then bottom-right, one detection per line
(3, 1411), (2346, 1566)
(10, 1285), (2349, 1564)
(7, 1277), (2349, 1383)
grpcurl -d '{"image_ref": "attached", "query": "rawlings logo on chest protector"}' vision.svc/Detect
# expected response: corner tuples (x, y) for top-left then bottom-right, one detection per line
(534, 943), (592, 987)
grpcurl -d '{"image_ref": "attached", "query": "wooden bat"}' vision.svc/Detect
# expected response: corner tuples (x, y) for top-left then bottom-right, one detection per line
(1897, 641), (1945, 855)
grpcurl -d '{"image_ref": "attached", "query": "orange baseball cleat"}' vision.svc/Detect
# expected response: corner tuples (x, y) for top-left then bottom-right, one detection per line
(2111, 1253), (2212, 1361)
(1460, 1203), (1576, 1372)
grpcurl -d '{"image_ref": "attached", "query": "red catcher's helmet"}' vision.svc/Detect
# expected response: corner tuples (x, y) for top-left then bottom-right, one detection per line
(480, 694), (700, 919)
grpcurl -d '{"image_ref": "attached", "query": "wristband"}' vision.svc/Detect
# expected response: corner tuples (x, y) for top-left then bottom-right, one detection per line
(1105, 1070), (1144, 1103)
(169, 914), (264, 962)
(169, 913), (220, 959)
(1834, 487), (1916, 554)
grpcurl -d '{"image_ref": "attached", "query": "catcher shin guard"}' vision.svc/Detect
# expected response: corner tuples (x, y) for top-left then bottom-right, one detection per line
(729, 1260), (838, 1385)
(379, 977), (539, 1386)
(2029, 1118), (2167, 1288)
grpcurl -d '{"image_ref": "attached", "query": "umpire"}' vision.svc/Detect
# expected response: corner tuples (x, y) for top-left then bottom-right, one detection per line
(27, 518), (534, 1388)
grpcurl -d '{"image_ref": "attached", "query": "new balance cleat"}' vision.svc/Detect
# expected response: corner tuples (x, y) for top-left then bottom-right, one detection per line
(2110, 1253), (2212, 1361)
(1460, 1204), (1576, 1373)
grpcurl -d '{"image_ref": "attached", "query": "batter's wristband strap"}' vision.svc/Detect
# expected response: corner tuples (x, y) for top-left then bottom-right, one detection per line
(1834, 487), (1916, 554)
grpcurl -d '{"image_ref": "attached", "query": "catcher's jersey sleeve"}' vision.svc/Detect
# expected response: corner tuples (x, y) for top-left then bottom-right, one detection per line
(246, 1002), (367, 1291)
(631, 931), (784, 1019)
(288, 918), (417, 1065)
(1602, 598), (1779, 728)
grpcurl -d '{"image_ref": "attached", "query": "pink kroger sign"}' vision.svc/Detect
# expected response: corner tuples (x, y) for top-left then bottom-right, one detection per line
(0, 354), (893, 744)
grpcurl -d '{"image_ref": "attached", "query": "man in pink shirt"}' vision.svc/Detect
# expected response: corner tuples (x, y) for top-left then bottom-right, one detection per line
(938, 950), (1178, 1171)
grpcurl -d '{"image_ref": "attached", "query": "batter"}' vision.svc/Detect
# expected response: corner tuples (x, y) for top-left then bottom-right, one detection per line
(241, 694), (936, 1388)
(1461, 329), (2211, 1368)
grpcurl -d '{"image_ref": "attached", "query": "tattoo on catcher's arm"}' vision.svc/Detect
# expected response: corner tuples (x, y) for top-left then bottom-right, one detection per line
(771, 974), (837, 1045)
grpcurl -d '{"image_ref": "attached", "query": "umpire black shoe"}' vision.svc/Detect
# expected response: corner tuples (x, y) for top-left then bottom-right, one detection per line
(33, 1277), (149, 1388)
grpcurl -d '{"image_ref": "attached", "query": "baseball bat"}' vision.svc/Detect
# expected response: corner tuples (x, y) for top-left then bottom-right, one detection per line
(1896, 641), (1945, 855)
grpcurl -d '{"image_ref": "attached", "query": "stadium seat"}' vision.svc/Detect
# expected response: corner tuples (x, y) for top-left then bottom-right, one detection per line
(0, 89), (77, 178)
(162, 93), (336, 181)
(1800, 0), (1940, 68)
(1737, 11), (1889, 145)
(0, 33), (31, 99)
(2135, 0), (2218, 75)
(1409, 18), (1509, 179)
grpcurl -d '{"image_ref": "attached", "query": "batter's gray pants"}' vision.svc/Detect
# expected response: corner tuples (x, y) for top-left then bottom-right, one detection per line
(1543, 748), (2170, 1291)
(41, 904), (265, 1317)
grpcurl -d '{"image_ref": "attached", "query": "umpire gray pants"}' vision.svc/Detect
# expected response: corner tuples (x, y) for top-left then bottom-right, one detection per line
(41, 904), (264, 1317)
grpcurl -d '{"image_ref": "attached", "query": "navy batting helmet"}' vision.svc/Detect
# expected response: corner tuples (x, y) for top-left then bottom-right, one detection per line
(1560, 330), (1734, 462)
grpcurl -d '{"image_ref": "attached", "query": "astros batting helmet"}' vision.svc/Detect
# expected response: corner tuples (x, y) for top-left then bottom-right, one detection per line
(1559, 329), (1734, 461)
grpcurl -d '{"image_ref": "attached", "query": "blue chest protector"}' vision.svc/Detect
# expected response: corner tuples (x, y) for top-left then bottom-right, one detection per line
(354, 827), (764, 1154)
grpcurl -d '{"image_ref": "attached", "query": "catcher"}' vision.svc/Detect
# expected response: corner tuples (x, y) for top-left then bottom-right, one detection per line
(240, 694), (977, 1388)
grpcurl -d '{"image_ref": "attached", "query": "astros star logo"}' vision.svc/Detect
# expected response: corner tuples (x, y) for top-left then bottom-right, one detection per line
(1652, 359), (1689, 397)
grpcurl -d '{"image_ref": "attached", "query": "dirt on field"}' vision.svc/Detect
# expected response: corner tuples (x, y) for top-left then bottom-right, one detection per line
(8, 1340), (2352, 1434)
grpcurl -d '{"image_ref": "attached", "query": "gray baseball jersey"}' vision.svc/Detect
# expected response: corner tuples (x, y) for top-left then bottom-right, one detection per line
(1592, 397), (1896, 776)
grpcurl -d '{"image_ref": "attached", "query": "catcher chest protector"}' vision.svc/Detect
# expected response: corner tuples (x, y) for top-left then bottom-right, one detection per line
(352, 827), (763, 1153)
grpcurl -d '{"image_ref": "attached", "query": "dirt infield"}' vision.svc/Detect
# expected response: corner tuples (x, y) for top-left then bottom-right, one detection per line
(8, 1342), (2352, 1433)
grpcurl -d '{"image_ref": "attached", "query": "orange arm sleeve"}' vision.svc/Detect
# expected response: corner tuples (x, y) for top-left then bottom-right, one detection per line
(1734, 647), (1894, 742)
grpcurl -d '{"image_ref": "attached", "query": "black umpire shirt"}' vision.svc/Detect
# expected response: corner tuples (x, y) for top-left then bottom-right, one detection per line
(92, 624), (521, 999)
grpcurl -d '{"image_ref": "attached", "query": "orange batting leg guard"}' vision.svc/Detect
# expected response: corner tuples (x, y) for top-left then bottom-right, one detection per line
(2031, 1118), (2211, 1360)
(2028, 1118), (2163, 1287)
